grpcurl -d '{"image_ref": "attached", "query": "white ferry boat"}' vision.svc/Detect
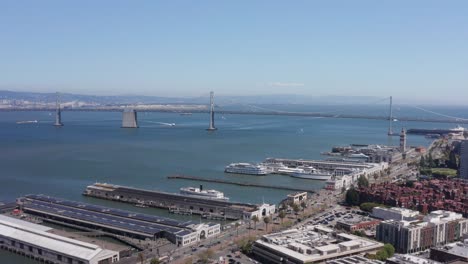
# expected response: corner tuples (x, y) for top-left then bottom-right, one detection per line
(180, 185), (229, 200)
(224, 163), (269, 175)
(289, 169), (332, 180)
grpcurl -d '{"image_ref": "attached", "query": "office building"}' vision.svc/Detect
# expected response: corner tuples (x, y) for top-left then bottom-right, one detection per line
(460, 140), (468, 180)
(376, 210), (468, 253)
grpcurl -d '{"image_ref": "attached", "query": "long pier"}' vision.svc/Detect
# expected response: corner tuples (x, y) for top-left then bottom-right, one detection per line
(4, 107), (468, 124)
(167, 174), (317, 193)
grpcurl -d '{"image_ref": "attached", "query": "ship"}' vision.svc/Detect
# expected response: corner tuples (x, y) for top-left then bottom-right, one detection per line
(224, 163), (269, 175)
(179, 185), (229, 200)
(407, 126), (465, 135)
(289, 170), (332, 180)
(16, 120), (38, 124)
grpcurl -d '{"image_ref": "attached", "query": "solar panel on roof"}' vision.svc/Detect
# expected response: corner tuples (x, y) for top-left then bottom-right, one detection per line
(24, 200), (189, 237)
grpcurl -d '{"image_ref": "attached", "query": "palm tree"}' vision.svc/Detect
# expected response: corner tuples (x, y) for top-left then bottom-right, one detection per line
(278, 211), (286, 225)
(235, 222), (240, 237)
(252, 215), (259, 230)
(263, 216), (271, 232)
(300, 201), (307, 211)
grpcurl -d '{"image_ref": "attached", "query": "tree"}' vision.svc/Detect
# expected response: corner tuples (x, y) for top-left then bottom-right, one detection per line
(383, 243), (395, 258)
(263, 216), (271, 232)
(419, 156), (426, 168)
(252, 215), (259, 230)
(345, 188), (360, 206)
(137, 252), (145, 264)
(358, 175), (369, 188)
(292, 204), (301, 217)
(300, 201), (307, 211)
(150, 258), (161, 264)
(360, 202), (383, 212)
(278, 211), (286, 224)
(198, 249), (215, 264)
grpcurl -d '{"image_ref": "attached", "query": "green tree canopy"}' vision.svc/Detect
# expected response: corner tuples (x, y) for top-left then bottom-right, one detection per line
(345, 187), (360, 206)
(358, 175), (369, 188)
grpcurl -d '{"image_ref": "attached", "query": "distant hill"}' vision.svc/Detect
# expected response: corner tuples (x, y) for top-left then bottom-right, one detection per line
(0, 90), (384, 106)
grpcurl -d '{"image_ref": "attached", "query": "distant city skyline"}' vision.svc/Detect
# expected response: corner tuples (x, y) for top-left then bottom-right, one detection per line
(1, 1), (467, 104)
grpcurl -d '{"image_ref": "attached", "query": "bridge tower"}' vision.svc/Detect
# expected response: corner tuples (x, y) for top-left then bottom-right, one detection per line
(121, 109), (138, 128)
(387, 96), (393, 135)
(400, 127), (406, 152)
(206, 91), (217, 131)
(53, 92), (63, 127)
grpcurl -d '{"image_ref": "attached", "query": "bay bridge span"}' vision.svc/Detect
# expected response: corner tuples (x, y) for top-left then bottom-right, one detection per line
(4, 94), (468, 125)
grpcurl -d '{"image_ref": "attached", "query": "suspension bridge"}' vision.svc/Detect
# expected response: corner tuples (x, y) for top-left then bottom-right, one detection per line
(6, 94), (468, 126)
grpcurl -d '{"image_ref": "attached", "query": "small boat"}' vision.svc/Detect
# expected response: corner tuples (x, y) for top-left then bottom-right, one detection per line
(16, 120), (38, 124)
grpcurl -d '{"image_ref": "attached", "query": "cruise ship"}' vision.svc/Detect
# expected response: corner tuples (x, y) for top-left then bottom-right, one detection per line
(224, 163), (269, 175)
(179, 185), (229, 200)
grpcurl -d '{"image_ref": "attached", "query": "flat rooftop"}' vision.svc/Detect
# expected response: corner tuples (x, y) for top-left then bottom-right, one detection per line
(22, 195), (195, 238)
(255, 225), (383, 263)
(326, 255), (385, 264)
(435, 240), (468, 258)
(387, 254), (442, 264)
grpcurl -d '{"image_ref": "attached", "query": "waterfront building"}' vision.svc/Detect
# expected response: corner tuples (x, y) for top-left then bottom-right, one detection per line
(460, 140), (468, 180)
(19, 194), (220, 247)
(243, 203), (276, 220)
(285, 192), (308, 205)
(84, 182), (274, 220)
(376, 210), (468, 253)
(0, 215), (119, 264)
(372, 207), (420, 221)
(252, 225), (383, 264)
(430, 239), (468, 263)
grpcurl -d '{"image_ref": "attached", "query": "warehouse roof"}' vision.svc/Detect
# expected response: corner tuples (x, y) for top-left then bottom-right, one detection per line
(0, 215), (117, 261)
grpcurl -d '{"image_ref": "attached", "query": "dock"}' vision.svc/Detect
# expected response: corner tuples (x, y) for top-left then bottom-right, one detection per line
(167, 174), (317, 193)
(82, 182), (271, 220)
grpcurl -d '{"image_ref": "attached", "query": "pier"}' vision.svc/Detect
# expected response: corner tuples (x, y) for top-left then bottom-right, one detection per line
(167, 174), (317, 193)
(82, 183), (273, 220)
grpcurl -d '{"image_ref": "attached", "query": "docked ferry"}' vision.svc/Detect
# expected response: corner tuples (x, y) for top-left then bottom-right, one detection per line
(179, 186), (229, 200)
(224, 163), (269, 175)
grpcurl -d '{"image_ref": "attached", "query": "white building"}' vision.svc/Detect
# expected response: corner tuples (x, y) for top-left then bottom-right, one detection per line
(252, 225), (383, 264)
(372, 207), (420, 221)
(460, 140), (468, 180)
(0, 215), (119, 264)
(243, 203), (276, 220)
(174, 222), (221, 247)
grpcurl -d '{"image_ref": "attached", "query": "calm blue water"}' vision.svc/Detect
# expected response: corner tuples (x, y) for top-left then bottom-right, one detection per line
(1, 106), (466, 263)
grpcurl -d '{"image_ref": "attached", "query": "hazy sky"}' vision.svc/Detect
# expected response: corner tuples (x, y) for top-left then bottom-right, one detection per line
(1, 1), (467, 103)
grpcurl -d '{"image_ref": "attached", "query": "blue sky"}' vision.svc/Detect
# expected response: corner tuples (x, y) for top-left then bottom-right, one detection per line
(0, 1), (467, 103)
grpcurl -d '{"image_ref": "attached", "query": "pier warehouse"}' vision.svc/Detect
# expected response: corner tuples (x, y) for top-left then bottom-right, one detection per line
(19, 195), (220, 247)
(83, 183), (276, 220)
(0, 215), (119, 264)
